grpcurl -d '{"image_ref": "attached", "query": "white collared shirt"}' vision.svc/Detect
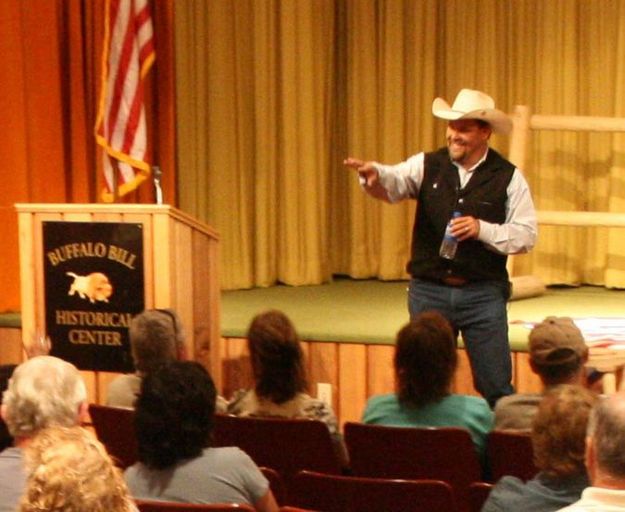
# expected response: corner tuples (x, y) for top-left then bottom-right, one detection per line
(365, 149), (538, 255)
(556, 486), (625, 511)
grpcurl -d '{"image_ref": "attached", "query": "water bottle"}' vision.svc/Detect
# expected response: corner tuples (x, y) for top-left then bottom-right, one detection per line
(439, 211), (461, 260)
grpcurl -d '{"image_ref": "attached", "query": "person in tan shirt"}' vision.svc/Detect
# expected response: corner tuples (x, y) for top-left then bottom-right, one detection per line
(227, 309), (347, 467)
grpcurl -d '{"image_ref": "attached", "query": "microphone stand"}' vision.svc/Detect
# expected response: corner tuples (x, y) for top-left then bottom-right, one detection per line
(153, 165), (163, 205)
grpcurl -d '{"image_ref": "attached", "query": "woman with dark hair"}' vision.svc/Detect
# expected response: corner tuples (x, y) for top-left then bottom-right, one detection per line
(124, 361), (278, 511)
(361, 311), (493, 457)
(227, 310), (346, 464)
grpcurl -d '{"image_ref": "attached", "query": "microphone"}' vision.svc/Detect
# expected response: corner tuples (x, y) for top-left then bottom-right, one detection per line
(153, 165), (163, 205)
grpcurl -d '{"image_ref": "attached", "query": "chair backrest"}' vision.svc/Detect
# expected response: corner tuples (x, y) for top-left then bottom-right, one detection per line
(343, 422), (481, 511)
(291, 470), (458, 512)
(0, 364), (16, 451)
(213, 415), (341, 490)
(487, 430), (538, 482)
(467, 482), (493, 512)
(88, 403), (138, 469)
(260, 466), (287, 506)
(136, 501), (255, 511)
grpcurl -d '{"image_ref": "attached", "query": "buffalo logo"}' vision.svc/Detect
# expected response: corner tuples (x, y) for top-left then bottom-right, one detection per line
(66, 272), (113, 303)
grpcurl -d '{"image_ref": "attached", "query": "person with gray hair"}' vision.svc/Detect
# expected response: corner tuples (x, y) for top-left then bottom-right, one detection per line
(106, 308), (187, 408)
(0, 356), (88, 512)
(106, 308), (227, 411)
(556, 392), (625, 511)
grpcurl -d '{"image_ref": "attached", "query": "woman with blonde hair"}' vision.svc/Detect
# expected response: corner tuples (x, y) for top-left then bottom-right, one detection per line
(19, 426), (137, 512)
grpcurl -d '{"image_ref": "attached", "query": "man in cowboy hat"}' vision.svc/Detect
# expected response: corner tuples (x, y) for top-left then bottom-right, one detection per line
(344, 88), (537, 407)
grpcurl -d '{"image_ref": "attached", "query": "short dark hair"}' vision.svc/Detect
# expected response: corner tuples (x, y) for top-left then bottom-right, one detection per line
(475, 119), (491, 130)
(533, 360), (584, 385)
(394, 311), (457, 406)
(135, 361), (216, 469)
(247, 310), (307, 404)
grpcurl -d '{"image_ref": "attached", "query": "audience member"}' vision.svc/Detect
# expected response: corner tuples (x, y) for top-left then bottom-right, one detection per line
(495, 317), (589, 430)
(557, 392), (625, 511)
(18, 426), (137, 512)
(361, 311), (493, 458)
(227, 309), (347, 465)
(125, 361), (279, 511)
(106, 308), (227, 411)
(0, 331), (52, 451)
(483, 385), (598, 512)
(0, 356), (88, 512)
(106, 308), (187, 407)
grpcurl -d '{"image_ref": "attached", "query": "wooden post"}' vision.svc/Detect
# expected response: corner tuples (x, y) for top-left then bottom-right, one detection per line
(508, 105), (531, 173)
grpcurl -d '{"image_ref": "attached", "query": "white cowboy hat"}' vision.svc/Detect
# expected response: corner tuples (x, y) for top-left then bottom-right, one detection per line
(431, 89), (512, 135)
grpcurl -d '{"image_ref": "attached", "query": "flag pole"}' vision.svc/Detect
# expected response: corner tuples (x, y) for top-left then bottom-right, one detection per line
(95, 0), (156, 203)
(109, 154), (119, 203)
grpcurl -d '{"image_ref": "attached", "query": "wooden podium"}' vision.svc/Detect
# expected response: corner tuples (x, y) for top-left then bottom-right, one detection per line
(15, 203), (220, 403)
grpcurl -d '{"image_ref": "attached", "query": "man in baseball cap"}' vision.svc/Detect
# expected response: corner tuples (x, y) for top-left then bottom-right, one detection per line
(529, 316), (589, 376)
(344, 89), (537, 407)
(495, 317), (590, 430)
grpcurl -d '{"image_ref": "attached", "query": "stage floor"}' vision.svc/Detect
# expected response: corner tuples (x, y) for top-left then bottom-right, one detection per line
(222, 279), (625, 351)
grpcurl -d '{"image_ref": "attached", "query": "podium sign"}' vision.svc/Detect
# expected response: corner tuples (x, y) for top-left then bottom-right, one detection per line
(17, 203), (222, 403)
(42, 221), (144, 372)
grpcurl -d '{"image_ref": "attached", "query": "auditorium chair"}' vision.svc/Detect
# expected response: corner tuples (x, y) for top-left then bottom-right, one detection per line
(212, 415), (342, 496)
(88, 403), (138, 469)
(487, 430), (538, 482)
(343, 422), (481, 512)
(290, 470), (458, 512)
(136, 501), (255, 511)
(0, 364), (16, 452)
(260, 466), (287, 505)
(468, 482), (494, 512)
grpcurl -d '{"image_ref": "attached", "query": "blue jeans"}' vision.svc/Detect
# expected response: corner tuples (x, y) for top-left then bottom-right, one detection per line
(408, 278), (513, 407)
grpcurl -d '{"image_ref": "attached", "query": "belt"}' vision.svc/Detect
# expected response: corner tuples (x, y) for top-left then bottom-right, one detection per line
(440, 275), (468, 287)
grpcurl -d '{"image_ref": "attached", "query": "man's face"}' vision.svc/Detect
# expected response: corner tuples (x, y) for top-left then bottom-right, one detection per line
(446, 119), (491, 167)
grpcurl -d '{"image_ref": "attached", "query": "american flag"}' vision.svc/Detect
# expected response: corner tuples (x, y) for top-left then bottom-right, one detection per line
(95, 0), (155, 202)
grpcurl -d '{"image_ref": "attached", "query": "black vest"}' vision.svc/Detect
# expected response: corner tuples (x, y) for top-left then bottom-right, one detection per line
(407, 147), (515, 282)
